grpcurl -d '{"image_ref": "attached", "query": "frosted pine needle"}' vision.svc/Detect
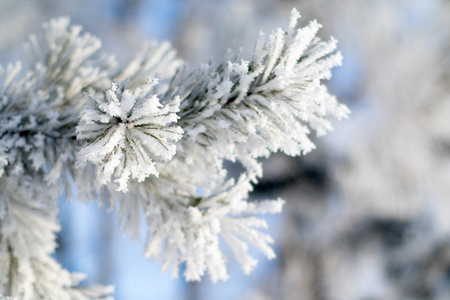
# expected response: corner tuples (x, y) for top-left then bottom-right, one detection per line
(77, 78), (183, 192)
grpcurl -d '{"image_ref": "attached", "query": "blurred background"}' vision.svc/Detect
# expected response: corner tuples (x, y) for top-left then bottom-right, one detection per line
(1, 0), (450, 299)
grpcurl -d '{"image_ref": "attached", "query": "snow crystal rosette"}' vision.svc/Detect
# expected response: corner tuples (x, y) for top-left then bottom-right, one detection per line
(76, 78), (183, 192)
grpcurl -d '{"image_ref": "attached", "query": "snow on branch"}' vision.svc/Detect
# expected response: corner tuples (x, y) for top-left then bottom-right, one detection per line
(162, 8), (349, 181)
(107, 8), (349, 282)
(0, 177), (113, 299)
(0, 17), (115, 185)
(25, 17), (116, 110)
(0, 8), (349, 297)
(0, 17), (116, 299)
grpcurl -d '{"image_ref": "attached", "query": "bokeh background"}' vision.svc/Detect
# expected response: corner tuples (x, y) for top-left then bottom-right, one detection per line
(1, 0), (450, 299)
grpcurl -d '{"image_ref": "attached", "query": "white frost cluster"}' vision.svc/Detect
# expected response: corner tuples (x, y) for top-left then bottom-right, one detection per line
(77, 79), (183, 192)
(0, 8), (348, 298)
(137, 173), (284, 282)
(170, 8), (349, 181)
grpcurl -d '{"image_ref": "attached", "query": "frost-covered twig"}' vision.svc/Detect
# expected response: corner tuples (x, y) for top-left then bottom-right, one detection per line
(92, 8), (349, 282)
(0, 8), (348, 297)
(0, 177), (113, 299)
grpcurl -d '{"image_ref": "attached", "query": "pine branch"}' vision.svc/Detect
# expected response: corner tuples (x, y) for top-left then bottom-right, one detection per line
(0, 8), (349, 293)
(104, 9), (349, 282)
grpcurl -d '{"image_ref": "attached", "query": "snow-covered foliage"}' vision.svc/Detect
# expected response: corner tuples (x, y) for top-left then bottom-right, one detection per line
(0, 177), (113, 300)
(77, 78), (183, 192)
(0, 8), (347, 298)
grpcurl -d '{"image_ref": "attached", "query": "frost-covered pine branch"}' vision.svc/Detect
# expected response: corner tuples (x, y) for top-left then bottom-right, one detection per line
(0, 177), (113, 300)
(0, 8), (348, 298)
(0, 18), (114, 299)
